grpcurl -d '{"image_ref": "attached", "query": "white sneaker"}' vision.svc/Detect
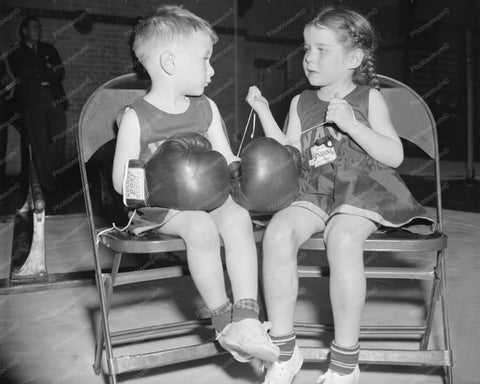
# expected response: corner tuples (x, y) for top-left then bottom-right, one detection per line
(216, 320), (279, 363)
(317, 365), (360, 384)
(263, 345), (303, 384)
(216, 324), (251, 362)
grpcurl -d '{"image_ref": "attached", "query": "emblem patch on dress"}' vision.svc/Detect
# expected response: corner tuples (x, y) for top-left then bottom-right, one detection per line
(308, 136), (337, 168)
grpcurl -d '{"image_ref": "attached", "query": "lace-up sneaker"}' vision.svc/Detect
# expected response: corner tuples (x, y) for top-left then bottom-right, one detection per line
(317, 365), (360, 384)
(216, 319), (279, 363)
(262, 344), (303, 384)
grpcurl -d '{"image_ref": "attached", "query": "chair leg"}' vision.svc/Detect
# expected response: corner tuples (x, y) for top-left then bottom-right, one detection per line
(93, 253), (123, 376)
(256, 245), (268, 323)
(93, 274), (114, 373)
(110, 252), (122, 286)
(439, 250), (453, 384)
(420, 272), (440, 350)
(93, 272), (117, 384)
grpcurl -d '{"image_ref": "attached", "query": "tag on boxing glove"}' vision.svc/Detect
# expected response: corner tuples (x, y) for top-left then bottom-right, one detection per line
(123, 159), (147, 208)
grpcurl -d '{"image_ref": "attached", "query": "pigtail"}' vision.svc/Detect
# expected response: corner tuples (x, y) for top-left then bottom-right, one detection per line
(365, 56), (380, 90)
(353, 55), (379, 90)
(351, 28), (380, 90)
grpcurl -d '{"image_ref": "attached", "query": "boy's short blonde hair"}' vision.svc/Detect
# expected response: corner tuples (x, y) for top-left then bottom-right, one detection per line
(133, 5), (218, 65)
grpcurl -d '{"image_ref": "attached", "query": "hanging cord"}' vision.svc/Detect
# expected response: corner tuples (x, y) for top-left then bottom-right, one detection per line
(236, 107), (256, 156)
(300, 121), (329, 137)
(300, 105), (357, 137)
(349, 104), (358, 128)
(95, 209), (137, 245)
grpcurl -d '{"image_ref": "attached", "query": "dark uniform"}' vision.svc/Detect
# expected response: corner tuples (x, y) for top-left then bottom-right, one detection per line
(9, 40), (68, 190)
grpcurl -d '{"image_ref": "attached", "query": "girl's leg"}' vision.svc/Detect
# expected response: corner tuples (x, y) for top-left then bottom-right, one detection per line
(323, 214), (377, 347)
(317, 213), (377, 383)
(161, 211), (227, 311)
(263, 206), (325, 336)
(262, 207), (325, 384)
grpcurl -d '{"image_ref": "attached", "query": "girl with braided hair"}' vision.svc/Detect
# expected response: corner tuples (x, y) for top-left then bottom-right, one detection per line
(246, 6), (430, 384)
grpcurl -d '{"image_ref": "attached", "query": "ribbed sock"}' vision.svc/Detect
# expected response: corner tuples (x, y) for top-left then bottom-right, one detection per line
(232, 298), (259, 322)
(270, 331), (296, 362)
(210, 301), (232, 333)
(328, 340), (360, 375)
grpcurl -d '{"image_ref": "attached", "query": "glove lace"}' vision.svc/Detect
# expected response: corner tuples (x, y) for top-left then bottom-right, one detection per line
(95, 209), (137, 245)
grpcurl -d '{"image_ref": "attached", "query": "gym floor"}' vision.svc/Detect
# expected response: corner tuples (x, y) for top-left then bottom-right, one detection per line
(0, 158), (479, 384)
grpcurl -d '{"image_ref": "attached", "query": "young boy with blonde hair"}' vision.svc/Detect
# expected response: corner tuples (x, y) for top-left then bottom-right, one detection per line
(112, 5), (278, 363)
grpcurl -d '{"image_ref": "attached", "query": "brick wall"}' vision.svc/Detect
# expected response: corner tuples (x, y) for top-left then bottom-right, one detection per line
(0, 0), (403, 163)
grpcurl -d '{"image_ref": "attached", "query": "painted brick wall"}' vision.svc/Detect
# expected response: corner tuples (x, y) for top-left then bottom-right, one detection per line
(0, 0), (403, 164)
(0, 0), (239, 162)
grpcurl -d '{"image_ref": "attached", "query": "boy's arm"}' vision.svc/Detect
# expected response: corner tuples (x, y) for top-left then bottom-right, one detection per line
(246, 86), (301, 150)
(112, 107), (141, 194)
(205, 98), (239, 164)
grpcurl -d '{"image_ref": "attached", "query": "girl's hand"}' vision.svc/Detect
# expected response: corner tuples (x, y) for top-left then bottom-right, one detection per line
(326, 93), (357, 134)
(246, 86), (269, 114)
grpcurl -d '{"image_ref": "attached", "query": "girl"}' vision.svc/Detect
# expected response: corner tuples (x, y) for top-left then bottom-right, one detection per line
(246, 6), (430, 384)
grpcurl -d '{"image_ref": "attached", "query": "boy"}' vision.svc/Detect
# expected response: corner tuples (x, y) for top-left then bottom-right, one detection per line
(112, 5), (278, 363)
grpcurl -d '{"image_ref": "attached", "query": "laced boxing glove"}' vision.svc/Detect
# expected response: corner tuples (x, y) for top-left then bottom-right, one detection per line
(123, 132), (231, 211)
(232, 137), (302, 214)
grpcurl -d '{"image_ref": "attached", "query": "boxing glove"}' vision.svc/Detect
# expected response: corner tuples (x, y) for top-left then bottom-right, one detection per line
(123, 132), (231, 211)
(233, 137), (302, 214)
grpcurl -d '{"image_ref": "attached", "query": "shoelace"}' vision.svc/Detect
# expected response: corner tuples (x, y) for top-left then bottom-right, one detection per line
(216, 321), (273, 341)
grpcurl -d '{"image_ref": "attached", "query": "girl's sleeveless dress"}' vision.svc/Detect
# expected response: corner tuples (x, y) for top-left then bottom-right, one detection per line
(125, 96), (213, 235)
(291, 86), (432, 227)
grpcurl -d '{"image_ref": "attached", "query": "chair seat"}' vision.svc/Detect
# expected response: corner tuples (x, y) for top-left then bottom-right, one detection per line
(99, 226), (446, 254)
(302, 228), (447, 252)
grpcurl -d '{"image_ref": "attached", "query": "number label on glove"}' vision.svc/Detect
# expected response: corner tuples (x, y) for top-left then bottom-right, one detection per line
(308, 137), (337, 168)
(123, 160), (146, 207)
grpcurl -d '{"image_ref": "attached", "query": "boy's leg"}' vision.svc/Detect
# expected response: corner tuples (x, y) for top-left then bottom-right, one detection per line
(262, 206), (324, 384)
(209, 196), (257, 301)
(209, 196), (279, 362)
(317, 213), (377, 383)
(160, 211), (229, 324)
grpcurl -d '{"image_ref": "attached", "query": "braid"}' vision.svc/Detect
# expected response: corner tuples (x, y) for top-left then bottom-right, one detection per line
(352, 54), (379, 89)
(365, 56), (380, 90)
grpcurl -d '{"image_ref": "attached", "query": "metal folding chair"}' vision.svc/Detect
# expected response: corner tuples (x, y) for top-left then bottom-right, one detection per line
(77, 73), (233, 383)
(290, 75), (453, 383)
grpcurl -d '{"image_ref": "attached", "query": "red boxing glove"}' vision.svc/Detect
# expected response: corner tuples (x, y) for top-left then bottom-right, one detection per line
(233, 137), (301, 214)
(123, 133), (231, 211)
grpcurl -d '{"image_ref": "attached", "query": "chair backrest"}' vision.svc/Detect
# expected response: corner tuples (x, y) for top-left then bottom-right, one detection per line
(376, 75), (442, 227)
(377, 75), (438, 159)
(78, 73), (151, 163)
(77, 73), (150, 246)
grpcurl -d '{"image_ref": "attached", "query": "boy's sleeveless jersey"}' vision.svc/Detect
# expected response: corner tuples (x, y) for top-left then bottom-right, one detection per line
(126, 96), (213, 235)
(293, 86), (431, 227)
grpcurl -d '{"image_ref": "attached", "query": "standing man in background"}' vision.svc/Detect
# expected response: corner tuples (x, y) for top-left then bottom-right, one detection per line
(9, 16), (67, 192)
(0, 50), (16, 191)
